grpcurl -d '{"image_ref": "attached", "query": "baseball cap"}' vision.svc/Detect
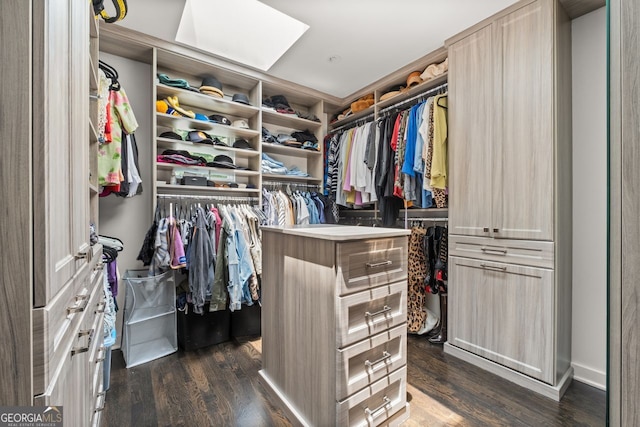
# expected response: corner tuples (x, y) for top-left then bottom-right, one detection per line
(232, 119), (250, 129)
(232, 93), (251, 105)
(159, 131), (183, 140)
(232, 139), (253, 150)
(208, 114), (231, 126)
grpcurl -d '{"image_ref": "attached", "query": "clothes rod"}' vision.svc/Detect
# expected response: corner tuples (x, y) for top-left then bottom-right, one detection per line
(262, 181), (321, 189)
(157, 194), (260, 202)
(379, 82), (448, 115)
(329, 111), (375, 133)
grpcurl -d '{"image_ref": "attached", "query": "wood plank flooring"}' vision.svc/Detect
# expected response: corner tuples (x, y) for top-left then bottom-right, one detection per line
(102, 336), (605, 426)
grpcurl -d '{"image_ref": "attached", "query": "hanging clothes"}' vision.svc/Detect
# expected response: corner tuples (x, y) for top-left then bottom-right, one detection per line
(407, 226), (428, 333)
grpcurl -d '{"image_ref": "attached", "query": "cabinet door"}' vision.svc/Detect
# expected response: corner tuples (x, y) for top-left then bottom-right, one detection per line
(448, 256), (554, 384)
(448, 25), (494, 237)
(492, 0), (554, 241)
(33, 0), (88, 306)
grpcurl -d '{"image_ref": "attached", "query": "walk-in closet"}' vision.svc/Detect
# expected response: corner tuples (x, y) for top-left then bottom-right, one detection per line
(4, 0), (638, 425)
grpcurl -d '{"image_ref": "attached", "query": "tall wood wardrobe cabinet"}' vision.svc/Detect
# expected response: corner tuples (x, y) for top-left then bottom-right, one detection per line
(445, 0), (573, 400)
(1, 0), (106, 424)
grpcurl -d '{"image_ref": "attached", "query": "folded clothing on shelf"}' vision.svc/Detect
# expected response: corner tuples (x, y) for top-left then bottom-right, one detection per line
(262, 127), (278, 144)
(262, 95), (295, 114)
(261, 153), (309, 176)
(291, 130), (317, 143)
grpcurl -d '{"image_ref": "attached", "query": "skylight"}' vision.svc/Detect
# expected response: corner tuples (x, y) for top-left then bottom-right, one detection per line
(175, 0), (309, 71)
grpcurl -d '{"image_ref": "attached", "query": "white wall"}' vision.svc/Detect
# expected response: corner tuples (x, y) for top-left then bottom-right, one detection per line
(571, 7), (607, 390)
(98, 52), (154, 347)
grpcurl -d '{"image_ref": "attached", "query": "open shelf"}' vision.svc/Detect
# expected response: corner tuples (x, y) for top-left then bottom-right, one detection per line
(376, 73), (448, 111)
(156, 84), (260, 117)
(157, 183), (261, 194)
(156, 113), (260, 139)
(262, 173), (322, 183)
(261, 142), (322, 157)
(157, 137), (259, 158)
(262, 109), (322, 130)
(156, 162), (260, 177)
(329, 105), (375, 130)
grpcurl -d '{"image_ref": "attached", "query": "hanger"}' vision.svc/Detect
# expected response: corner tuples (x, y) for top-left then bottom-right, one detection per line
(98, 60), (121, 91)
(437, 94), (448, 109)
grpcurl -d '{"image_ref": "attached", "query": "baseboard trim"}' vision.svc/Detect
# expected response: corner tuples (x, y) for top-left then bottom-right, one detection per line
(258, 370), (310, 427)
(571, 362), (606, 390)
(443, 343), (573, 401)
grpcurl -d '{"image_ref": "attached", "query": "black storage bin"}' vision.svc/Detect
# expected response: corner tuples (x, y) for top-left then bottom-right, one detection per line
(230, 303), (261, 337)
(177, 302), (231, 350)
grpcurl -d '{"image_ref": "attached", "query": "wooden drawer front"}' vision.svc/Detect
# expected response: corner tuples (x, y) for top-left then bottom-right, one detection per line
(87, 269), (106, 397)
(337, 281), (407, 348)
(337, 238), (407, 296)
(449, 235), (554, 268)
(337, 324), (406, 400)
(32, 260), (96, 394)
(449, 256), (555, 384)
(336, 366), (406, 427)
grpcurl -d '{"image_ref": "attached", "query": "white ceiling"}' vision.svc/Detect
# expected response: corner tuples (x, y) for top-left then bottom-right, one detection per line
(117, 0), (519, 99)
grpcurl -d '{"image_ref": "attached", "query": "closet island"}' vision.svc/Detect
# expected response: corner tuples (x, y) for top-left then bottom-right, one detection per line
(260, 225), (411, 427)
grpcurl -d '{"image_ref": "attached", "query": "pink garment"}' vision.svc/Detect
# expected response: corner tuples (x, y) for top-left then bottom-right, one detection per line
(211, 207), (222, 251)
(170, 219), (186, 269)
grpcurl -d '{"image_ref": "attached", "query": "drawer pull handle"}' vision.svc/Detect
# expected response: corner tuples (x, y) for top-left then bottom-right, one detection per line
(365, 260), (392, 269)
(95, 391), (106, 413)
(71, 346), (89, 357)
(364, 396), (391, 419)
(75, 251), (89, 260)
(480, 263), (507, 272)
(481, 247), (507, 255)
(78, 328), (94, 338)
(67, 295), (90, 315)
(96, 346), (106, 363)
(365, 305), (392, 319)
(96, 301), (106, 313)
(365, 351), (392, 370)
(483, 227), (490, 232)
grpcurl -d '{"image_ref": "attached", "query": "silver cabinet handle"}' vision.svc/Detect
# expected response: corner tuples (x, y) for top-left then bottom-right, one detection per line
(364, 396), (391, 418)
(493, 228), (500, 233)
(480, 263), (507, 272)
(71, 346), (89, 357)
(96, 300), (106, 314)
(96, 346), (106, 363)
(78, 328), (93, 338)
(365, 351), (392, 371)
(483, 227), (490, 232)
(67, 295), (89, 315)
(365, 260), (392, 269)
(365, 305), (391, 319)
(94, 391), (106, 413)
(481, 247), (507, 255)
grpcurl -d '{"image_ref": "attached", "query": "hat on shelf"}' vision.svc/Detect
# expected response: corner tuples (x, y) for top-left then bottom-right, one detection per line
(406, 71), (423, 88)
(187, 131), (215, 145)
(302, 141), (319, 151)
(232, 119), (250, 129)
(194, 113), (209, 122)
(232, 139), (253, 150)
(420, 57), (448, 82)
(232, 93), (251, 105)
(199, 75), (224, 98)
(350, 93), (374, 113)
(156, 99), (179, 116)
(209, 154), (236, 169)
(208, 114), (232, 126)
(165, 96), (196, 118)
(159, 131), (183, 140)
(379, 84), (405, 102)
(157, 73), (190, 89)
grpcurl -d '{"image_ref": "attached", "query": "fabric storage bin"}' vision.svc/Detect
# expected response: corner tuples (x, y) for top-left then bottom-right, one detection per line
(230, 303), (261, 337)
(123, 270), (177, 368)
(177, 303), (231, 350)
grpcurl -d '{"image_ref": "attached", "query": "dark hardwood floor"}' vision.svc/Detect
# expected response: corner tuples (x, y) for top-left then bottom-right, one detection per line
(102, 336), (605, 426)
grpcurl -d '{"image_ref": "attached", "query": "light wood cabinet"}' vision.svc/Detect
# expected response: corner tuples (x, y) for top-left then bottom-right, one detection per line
(449, 0), (555, 241)
(0, 0), (105, 420)
(492, 1), (555, 241)
(448, 256), (554, 383)
(445, 0), (572, 400)
(448, 25), (493, 238)
(260, 226), (410, 426)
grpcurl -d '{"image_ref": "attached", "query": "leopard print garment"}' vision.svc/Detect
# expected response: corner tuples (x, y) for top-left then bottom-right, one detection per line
(407, 227), (427, 333)
(433, 188), (447, 208)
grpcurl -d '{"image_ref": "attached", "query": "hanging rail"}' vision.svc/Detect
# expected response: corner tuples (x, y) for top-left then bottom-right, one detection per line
(157, 193), (260, 203)
(379, 82), (448, 116)
(262, 180), (321, 190)
(329, 111), (376, 134)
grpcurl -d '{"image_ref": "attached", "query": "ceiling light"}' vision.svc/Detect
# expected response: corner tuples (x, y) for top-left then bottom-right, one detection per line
(175, 0), (309, 71)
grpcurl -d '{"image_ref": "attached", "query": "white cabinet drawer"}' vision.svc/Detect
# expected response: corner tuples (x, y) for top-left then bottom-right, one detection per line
(336, 366), (406, 427)
(449, 234), (554, 268)
(337, 281), (406, 348)
(337, 324), (406, 400)
(337, 238), (407, 296)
